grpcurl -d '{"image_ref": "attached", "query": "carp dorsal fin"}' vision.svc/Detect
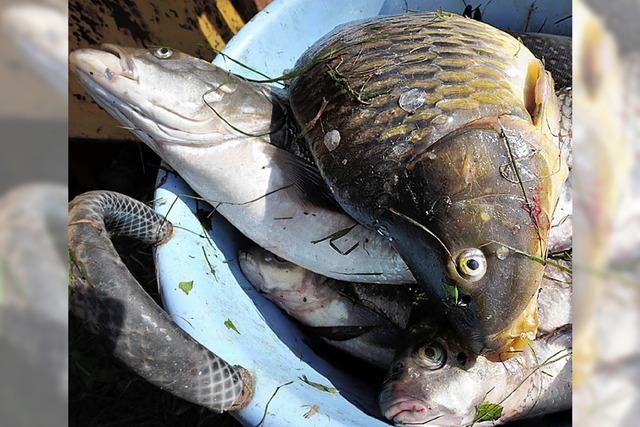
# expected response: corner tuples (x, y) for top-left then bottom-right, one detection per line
(274, 148), (342, 210)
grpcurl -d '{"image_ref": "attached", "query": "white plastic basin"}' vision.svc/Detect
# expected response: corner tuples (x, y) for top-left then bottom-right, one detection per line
(154, 1), (571, 425)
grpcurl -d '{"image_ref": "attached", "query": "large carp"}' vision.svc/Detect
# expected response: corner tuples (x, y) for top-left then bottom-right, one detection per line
(289, 12), (568, 358)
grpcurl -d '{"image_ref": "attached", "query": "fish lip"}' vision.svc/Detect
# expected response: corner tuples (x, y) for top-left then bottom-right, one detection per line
(383, 398), (430, 422)
(384, 399), (465, 426)
(100, 43), (138, 81)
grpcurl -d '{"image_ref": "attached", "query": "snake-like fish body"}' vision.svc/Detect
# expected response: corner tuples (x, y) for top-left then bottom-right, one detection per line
(68, 191), (253, 412)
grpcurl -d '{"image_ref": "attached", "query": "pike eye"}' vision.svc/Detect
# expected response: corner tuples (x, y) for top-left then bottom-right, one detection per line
(456, 248), (486, 281)
(264, 254), (287, 263)
(414, 341), (446, 370)
(153, 47), (173, 59)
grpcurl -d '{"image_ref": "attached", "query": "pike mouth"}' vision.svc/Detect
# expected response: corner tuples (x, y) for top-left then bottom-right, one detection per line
(69, 45), (223, 147)
(100, 43), (139, 81)
(69, 44), (137, 85)
(69, 46), (157, 148)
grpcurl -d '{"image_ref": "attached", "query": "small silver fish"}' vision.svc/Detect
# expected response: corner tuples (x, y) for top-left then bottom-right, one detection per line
(239, 245), (415, 368)
(380, 264), (571, 426)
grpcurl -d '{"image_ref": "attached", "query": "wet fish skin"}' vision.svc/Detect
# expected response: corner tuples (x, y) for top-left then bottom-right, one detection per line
(68, 44), (413, 284)
(239, 243), (572, 419)
(290, 12), (567, 358)
(238, 246), (415, 368)
(380, 264), (572, 426)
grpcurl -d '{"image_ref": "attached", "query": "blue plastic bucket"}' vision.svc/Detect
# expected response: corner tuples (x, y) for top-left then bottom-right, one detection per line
(154, 1), (571, 425)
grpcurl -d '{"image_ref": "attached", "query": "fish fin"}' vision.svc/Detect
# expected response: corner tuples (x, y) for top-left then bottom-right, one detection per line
(275, 149), (341, 210)
(308, 325), (378, 341)
(525, 60), (561, 139)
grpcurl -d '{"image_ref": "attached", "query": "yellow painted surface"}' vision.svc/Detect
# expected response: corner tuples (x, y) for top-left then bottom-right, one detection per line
(217, 0), (245, 34)
(198, 13), (227, 52)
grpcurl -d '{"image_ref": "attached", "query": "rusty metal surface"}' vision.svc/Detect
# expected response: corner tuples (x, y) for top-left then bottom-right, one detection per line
(69, 0), (271, 140)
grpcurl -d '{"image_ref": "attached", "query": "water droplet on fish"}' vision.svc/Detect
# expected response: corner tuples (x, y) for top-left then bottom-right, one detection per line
(512, 224), (521, 235)
(342, 159), (348, 165)
(398, 88), (427, 113)
(496, 246), (510, 260)
(391, 142), (412, 157)
(425, 151), (437, 160)
(105, 67), (114, 80)
(324, 130), (341, 151)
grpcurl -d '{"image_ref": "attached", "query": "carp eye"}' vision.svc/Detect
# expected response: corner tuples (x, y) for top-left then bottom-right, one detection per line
(153, 47), (174, 59)
(455, 248), (487, 281)
(414, 342), (446, 369)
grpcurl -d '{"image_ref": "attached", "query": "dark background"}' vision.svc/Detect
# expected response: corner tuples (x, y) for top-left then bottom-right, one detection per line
(69, 139), (242, 426)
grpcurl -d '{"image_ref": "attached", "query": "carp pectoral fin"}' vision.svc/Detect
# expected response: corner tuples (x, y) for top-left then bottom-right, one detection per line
(525, 59), (561, 138)
(274, 149), (342, 210)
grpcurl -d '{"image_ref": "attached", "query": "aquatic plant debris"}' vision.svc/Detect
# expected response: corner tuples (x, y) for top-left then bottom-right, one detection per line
(256, 381), (294, 427)
(202, 85), (286, 138)
(310, 224), (359, 255)
(201, 247), (217, 280)
(224, 319), (240, 334)
(472, 401), (504, 423)
(388, 207), (454, 262)
(441, 280), (460, 305)
(68, 248), (88, 285)
(489, 240), (571, 274)
(243, 35), (389, 84)
(178, 280), (194, 295)
(299, 375), (338, 393)
(498, 124), (544, 255)
(302, 404), (320, 419)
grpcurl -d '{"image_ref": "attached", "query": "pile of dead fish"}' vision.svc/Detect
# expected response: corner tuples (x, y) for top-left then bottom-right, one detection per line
(70, 11), (572, 426)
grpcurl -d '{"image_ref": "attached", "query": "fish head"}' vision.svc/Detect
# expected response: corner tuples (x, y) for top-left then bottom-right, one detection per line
(379, 323), (484, 426)
(397, 114), (566, 360)
(69, 44), (281, 152)
(238, 246), (309, 295)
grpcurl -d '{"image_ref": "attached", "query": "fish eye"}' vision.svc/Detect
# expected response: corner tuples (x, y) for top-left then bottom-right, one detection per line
(455, 248), (487, 281)
(264, 254), (287, 263)
(153, 47), (174, 59)
(414, 341), (446, 369)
